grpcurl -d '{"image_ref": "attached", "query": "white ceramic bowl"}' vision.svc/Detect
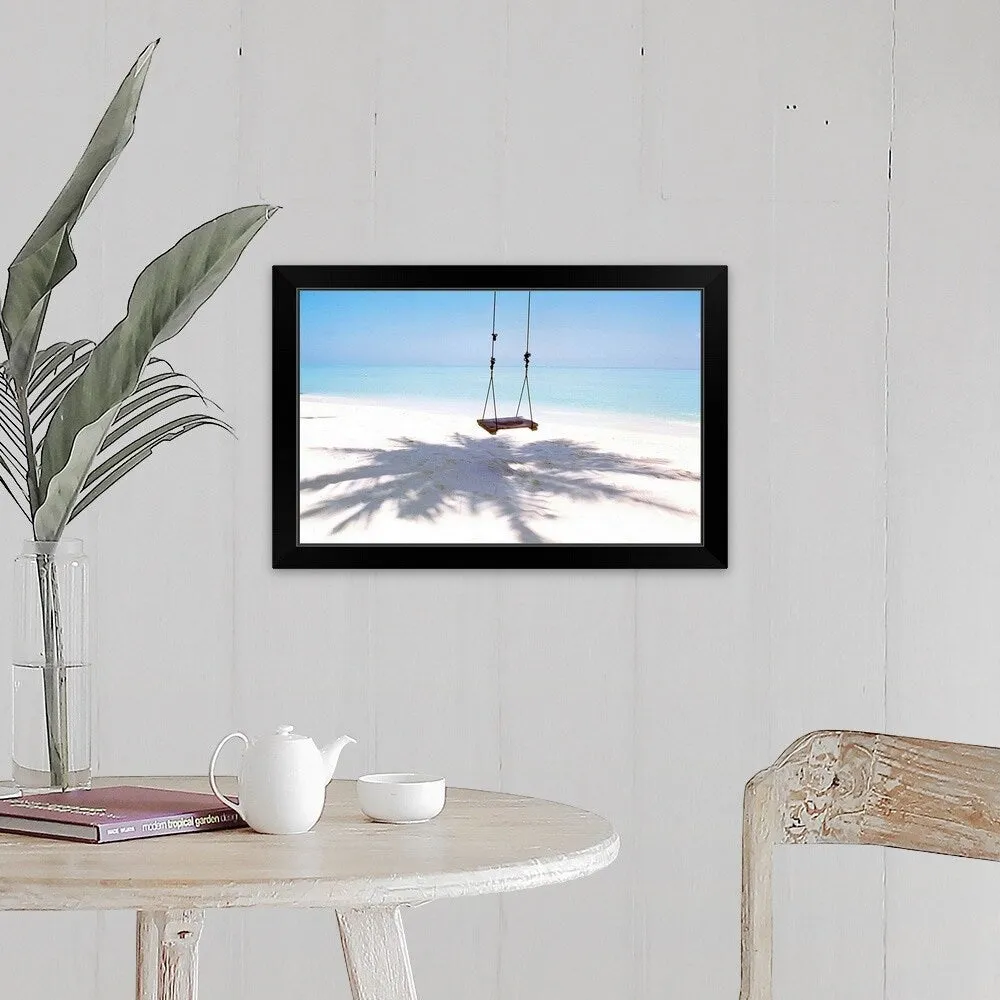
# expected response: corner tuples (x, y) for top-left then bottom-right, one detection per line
(357, 773), (446, 823)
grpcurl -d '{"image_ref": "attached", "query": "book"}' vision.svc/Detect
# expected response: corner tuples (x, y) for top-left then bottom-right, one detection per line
(0, 784), (246, 843)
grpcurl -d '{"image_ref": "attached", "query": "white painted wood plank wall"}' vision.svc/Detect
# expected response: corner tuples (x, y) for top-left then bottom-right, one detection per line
(885, 2), (1000, 997)
(0, 2), (993, 999)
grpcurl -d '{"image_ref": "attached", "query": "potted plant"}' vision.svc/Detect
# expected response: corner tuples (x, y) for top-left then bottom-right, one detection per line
(1, 40), (276, 790)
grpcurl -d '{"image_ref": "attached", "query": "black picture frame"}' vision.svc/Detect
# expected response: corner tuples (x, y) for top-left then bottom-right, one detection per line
(273, 265), (727, 569)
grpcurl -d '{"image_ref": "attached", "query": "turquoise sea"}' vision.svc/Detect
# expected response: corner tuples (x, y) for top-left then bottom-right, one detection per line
(300, 365), (700, 423)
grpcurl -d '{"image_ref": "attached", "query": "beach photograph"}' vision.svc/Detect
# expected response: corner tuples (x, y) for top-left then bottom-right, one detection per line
(298, 288), (703, 546)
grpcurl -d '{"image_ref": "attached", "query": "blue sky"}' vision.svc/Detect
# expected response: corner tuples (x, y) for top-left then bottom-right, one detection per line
(299, 289), (702, 369)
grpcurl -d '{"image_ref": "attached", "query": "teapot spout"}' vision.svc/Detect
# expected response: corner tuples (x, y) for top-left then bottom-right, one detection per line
(320, 734), (357, 782)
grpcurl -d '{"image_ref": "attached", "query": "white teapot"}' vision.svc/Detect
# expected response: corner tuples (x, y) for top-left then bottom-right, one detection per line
(210, 725), (356, 834)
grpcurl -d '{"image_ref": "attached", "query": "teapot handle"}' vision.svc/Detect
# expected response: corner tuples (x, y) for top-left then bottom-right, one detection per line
(209, 732), (249, 821)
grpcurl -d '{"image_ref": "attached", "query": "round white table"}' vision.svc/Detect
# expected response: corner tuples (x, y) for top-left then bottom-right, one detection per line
(0, 777), (619, 1000)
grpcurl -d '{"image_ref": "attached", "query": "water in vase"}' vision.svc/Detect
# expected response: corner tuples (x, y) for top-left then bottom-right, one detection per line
(12, 661), (91, 791)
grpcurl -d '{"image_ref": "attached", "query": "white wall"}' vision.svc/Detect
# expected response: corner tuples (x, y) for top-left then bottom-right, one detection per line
(0, 2), (996, 998)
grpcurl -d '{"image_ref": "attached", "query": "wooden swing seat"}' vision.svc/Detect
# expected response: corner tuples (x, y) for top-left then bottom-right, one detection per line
(477, 416), (539, 435)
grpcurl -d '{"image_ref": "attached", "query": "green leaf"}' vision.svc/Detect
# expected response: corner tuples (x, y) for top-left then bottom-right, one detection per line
(0, 385), (24, 447)
(132, 361), (209, 400)
(0, 458), (30, 519)
(0, 381), (26, 460)
(104, 387), (205, 447)
(22, 340), (95, 447)
(1, 41), (157, 384)
(28, 339), (93, 394)
(0, 410), (23, 452)
(30, 342), (72, 376)
(0, 383), (30, 518)
(35, 413), (117, 537)
(0, 439), (27, 481)
(0, 407), (26, 457)
(70, 412), (231, 522)
(34, 202), (277, 540)
(30, 352), (94, 433)
(0, 416), (27, 474)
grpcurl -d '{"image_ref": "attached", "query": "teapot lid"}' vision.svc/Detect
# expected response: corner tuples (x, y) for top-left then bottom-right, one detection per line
(270, 724), (309, 741)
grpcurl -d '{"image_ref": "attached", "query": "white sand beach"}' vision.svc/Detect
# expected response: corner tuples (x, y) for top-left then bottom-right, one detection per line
(298, 395), (702, 545)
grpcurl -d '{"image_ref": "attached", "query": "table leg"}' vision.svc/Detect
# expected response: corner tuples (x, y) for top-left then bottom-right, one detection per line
(336, 906), (419, 1000)
(136, 911), (160, 1000)
(134, 909), (204, 1000)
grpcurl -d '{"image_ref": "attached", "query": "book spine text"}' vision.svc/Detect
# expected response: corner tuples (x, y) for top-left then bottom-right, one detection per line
(98, 810), (243, 842)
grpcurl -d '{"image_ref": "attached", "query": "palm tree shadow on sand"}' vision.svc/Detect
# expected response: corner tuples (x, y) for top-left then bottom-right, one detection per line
(300, 433), (699, 544)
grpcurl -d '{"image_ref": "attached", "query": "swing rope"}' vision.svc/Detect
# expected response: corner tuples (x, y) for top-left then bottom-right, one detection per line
(514, 290), (534, 423)
(481, 290), (500, 426)
(478, 290), (537, 433)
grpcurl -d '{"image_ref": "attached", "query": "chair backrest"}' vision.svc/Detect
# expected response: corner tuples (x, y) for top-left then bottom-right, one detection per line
(740, 729), (1000, 1000)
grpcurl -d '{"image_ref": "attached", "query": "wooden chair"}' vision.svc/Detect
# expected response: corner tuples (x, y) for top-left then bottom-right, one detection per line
(740, 729), (1000, 1000)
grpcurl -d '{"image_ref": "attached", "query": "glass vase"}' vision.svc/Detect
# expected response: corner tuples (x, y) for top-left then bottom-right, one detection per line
(11, 538), (91, 792)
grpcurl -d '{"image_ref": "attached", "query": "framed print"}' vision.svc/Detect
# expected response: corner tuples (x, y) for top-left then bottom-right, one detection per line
(273, 265), (727, 568)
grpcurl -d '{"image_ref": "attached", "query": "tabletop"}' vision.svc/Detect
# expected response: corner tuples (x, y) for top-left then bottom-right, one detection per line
(0, 777), (619, 911)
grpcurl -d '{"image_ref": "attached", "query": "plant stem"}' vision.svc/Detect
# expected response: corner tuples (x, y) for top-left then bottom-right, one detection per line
(13, 382), (69, 788)
(36, 553), (69, 788)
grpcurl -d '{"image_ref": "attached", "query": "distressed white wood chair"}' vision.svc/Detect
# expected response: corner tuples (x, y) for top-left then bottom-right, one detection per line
(740, 729), (1000, 1000)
